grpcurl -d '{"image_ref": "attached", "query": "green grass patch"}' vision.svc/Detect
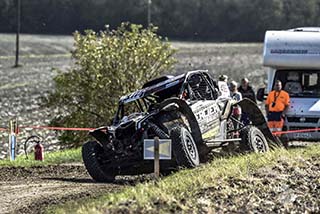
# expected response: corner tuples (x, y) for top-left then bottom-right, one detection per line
(0, 53), (71, 60)
(50, 145), (320, 213)
(0, 147), (81, 167)
(0, 82), (30, 90)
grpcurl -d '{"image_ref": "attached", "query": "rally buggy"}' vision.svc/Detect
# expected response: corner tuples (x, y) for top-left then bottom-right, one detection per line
(82, 70), (278, 182)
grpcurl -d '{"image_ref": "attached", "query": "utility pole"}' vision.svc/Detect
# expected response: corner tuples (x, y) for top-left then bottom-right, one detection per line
(147, 0), (151, 26)
(14, 0), (21, 67)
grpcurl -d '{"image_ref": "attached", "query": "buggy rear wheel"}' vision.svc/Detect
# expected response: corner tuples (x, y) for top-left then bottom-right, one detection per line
(82, 141), (116, 182)
(240, 126), (269, 153)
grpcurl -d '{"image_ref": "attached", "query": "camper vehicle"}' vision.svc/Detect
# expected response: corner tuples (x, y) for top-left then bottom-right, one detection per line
(258, 27), (320, 141)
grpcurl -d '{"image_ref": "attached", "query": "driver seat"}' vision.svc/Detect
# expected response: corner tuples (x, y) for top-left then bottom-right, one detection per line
(284, 81), (302, 94)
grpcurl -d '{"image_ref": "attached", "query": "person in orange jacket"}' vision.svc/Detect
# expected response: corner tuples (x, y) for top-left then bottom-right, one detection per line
(265, 80), (290, 132)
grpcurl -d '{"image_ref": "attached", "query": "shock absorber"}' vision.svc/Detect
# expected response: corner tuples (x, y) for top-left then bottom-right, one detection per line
(149, 122), (169, 139)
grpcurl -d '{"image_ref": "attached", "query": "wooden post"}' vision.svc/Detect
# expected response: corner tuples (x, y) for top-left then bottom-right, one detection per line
(147, 0), (151, 26)
(14, 0), (21, 67)
(154, 136), (160, 178)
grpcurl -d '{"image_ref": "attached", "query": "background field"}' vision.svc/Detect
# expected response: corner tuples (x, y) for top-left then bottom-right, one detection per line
(0, 34), (265, 159)
(1, 0), (319, 42)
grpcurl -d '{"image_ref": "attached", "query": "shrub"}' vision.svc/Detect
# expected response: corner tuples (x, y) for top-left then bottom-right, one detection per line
(47, 23), (176, 146)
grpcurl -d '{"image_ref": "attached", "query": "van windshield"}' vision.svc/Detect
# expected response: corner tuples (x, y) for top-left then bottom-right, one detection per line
(274, 70), (320, 98)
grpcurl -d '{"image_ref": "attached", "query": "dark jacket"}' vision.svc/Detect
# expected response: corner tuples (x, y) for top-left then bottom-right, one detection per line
(238, 85), (256, 103)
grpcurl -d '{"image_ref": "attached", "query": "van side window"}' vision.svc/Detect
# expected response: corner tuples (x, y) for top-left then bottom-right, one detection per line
(303, 73), (320, 90)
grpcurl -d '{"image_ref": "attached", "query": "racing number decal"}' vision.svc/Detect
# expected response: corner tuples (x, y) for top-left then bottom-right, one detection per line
(191, 101), (220, 139)
(195, 105), (219, 121)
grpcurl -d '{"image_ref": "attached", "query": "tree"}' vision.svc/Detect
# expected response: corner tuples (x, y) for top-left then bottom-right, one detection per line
(46, 23), (176, 147)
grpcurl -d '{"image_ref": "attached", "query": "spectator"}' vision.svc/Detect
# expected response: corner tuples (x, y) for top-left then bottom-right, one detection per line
(265, 80), (290, 132)
(218, 74), (228, 82)
(217, 75), (230, 98)
(229, 81), (242, 136)
(238, 78), (256, 103)
(230, 81), (242, 101)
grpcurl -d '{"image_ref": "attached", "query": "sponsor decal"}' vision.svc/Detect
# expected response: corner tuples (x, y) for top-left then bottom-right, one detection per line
(270, 49), (308, 54)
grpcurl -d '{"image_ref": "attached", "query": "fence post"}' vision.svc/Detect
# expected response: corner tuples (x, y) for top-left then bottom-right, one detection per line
(9, 120), (18, 161)
(15, 0), (21, 67)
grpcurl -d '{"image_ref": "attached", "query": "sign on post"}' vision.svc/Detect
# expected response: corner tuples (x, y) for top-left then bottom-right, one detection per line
(143, 139), (172, 160)
(144, 138), (172, 179)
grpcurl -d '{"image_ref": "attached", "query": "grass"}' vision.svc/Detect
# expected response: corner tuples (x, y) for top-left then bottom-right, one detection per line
(0, 53), (71, 60)
(0, 147), (81, 167)
(49, 145), (320, 213)
(0, 82), (30, 90)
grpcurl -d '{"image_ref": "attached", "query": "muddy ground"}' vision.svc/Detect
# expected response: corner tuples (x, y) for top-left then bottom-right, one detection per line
(1, 146), (319, 213)
(102, 149), (320, 214)
(0, 163), (149, 214)
(194, 156), (320, 213)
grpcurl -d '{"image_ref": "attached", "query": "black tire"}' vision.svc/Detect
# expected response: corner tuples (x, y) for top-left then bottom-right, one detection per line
(240, 126), (269, 153)
(82, 141), (115, 182)
(170, 126), (200, 168)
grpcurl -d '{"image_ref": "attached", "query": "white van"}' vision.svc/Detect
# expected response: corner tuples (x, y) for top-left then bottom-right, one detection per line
(258, 27), (320, 141)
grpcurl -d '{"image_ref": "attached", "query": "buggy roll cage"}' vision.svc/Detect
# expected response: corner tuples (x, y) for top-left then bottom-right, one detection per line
(113, 70), (218, 124)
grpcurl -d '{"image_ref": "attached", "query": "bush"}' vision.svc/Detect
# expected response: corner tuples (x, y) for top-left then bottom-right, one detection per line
(47, 23), (176, 147)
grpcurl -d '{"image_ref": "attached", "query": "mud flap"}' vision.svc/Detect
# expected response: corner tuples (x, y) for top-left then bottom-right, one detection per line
(237, 98), (283, 148)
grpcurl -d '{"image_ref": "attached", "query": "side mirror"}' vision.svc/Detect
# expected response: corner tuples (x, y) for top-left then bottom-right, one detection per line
(257, 88), (266, 102)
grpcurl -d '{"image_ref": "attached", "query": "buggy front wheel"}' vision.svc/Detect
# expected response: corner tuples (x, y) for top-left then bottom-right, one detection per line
(170, 126), (200, 168)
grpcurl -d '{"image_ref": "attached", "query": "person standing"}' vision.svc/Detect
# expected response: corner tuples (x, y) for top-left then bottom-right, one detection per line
(217, 75), (230, 99)
(230, 81), (242, 101)
(265, 80), (290, 132)
(238, 78), (256, 103)
(229, 81), (242, 136)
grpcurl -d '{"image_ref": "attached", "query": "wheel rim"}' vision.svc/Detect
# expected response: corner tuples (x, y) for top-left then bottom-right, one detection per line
(184, 133), (197, 160)
(253, 135), (266, 152)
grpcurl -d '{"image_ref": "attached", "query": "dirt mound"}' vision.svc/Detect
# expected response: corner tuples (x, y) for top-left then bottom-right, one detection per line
(194, 156), (320, 213)
(102, 155), (320, 214)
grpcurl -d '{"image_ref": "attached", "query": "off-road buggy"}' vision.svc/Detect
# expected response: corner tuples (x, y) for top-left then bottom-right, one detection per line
(82, 70), (279, 182)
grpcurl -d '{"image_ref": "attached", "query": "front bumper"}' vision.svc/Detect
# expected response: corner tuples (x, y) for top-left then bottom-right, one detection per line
(284, 131), (320, 141)
(283, 121), (320, 141)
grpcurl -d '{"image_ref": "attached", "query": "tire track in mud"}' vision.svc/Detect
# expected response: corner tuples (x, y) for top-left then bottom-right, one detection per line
(0, 164), (139, 214)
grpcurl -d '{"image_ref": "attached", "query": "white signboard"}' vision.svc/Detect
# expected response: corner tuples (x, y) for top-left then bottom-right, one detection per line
(143, 139), (172, 160)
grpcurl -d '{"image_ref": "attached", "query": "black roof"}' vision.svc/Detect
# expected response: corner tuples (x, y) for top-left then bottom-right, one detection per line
(119, 73), (186, 104)
(119, 70), (211, 104)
